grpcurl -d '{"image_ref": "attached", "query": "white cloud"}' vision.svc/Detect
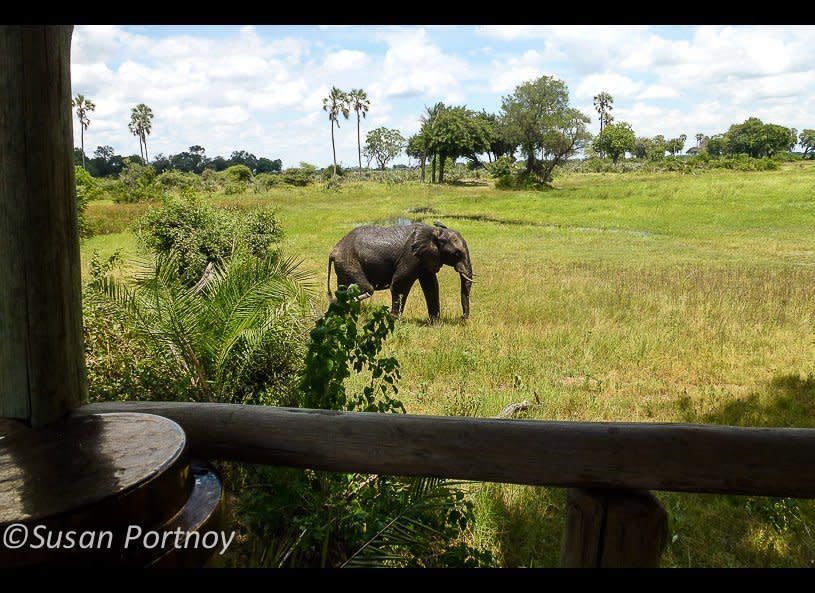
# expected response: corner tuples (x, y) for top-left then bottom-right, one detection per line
(637, 85), (679, 100)
(371, 28), (471, 102)
(575, 73), (644, 101)
(322, 49), (371, 72)
(488, 50), (546, 93)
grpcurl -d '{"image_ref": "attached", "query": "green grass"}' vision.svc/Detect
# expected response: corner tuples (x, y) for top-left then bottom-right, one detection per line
(82, 162), (815, 567)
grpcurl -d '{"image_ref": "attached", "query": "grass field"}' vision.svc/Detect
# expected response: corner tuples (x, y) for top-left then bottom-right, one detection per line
(82, 162), (815, 566)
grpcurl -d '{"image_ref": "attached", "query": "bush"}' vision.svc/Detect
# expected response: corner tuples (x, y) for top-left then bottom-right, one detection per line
(224, 181), (249, 195)
(495, 170), (549, 190)
(75, 166), (103, 238)
(111, 161), (165, 203)
(223, 164), (254, 183)
(253, 172), (283, 192)
(84, 250), (191, 403)
(281, 162), (318, 187)
(155, 169), (203, 192)
(321, 164), (346, 179)
(241, 208), (284, 258)
(136, 195), (234, 287)
(486, 156), (514, 178)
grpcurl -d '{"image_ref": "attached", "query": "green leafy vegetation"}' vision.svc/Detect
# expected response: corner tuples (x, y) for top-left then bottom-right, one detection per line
(135, 194), (283, 287)
(235, 285), (490, 567)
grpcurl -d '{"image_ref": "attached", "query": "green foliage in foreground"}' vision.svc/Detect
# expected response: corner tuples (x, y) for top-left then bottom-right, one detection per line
(87, 252), (312, 404)
(236, 285), (491, 567)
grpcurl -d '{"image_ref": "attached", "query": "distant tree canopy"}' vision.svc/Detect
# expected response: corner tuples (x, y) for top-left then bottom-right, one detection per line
(475, 111), (517, 163)
(800, 129), (815, 159)
(722, 118), (797, 158)
(665, 134), (687, 157)
(363, 127), (406, 170)
(75, 143), (283, 178)
(423, 105), (490, 183)
(500, 75), (591, 182)
(593, 121), (635, 163)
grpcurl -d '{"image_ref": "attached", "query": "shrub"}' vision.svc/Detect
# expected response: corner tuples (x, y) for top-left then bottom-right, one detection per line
(155, 169), (203, 192)
(281, 162), (318, 186)
(321, 164), (346, 179)
(111, 161), (165, 203)
(136, 195), (234, 287)
(224, 181), (248, 195)
(83, 250), (190, 403)
(241, 208), (284, 258)
(487, 156), (514, 178)
(223, 164), (254, 183)
(136, 195), (286, 287)
(253, 172), (283, 192)
(75, 166), (102, 238)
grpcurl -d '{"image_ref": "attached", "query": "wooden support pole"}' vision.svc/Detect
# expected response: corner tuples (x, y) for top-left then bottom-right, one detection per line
(0, 26), (86, 425)
(560, 488), (668, 567)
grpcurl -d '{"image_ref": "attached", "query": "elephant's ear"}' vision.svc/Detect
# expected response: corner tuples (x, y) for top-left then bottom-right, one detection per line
(411, 225), (443, 271)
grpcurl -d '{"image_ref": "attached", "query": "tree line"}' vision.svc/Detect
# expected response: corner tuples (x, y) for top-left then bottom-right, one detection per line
(72, 94), (283, 178)
(322, 78), (814, 182)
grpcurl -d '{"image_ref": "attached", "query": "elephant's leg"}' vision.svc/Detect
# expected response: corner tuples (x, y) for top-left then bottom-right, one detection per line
(335, 265), (375, 300)
(418, 273), (440, 322)
(390, 277), (416, 317)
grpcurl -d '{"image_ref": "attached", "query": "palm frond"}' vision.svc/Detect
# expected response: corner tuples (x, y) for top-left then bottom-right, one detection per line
(342, 477), (469, 568)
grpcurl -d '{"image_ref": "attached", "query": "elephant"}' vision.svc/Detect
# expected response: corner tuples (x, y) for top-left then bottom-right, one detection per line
(327, 221), (474, 321)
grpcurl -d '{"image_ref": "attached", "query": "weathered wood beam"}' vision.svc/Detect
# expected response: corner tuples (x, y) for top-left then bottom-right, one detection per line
(0, 26), (86, 425)
(77, 402), (815, 498)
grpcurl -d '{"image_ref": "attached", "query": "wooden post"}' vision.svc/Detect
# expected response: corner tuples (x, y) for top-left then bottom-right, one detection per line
(560, 488), (668, 567)
(0, 26), (86, 426)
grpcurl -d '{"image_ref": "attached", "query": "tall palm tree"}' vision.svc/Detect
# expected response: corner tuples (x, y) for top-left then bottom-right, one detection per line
(322, 87), (350, 176)
(347, 89), (370, 171)
(72, 94), (95, 169)
(593, 92), (614, 157)
(128, 103), (154, 163)
(593, 92), (614, 135)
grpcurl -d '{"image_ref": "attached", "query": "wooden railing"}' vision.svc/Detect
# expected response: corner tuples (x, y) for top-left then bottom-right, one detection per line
(77, 402), (815, 567)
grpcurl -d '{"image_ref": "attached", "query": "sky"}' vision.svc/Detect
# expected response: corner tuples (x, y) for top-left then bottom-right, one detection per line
(70, 25), (815, 168)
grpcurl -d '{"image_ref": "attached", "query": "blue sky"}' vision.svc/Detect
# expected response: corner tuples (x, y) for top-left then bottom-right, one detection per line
(70, 25), (815, 167)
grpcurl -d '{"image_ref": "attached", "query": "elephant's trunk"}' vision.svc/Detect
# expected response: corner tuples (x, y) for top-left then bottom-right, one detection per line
(455, 256), (473, 319)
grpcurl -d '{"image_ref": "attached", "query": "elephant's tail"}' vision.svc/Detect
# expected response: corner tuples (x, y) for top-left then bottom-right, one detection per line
(326, 255), (334, 302)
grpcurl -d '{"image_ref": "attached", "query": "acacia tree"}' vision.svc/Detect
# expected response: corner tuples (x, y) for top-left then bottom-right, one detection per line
(363, 127), (405, 170)
(424, 106), (490, 183)
(501, 76), (592, 183)
(128, 103), (154, 163)
(593, 121), (635, 164)
(348, 89), (370, 170)
(72, 94), (95, 170)
(475, 110), (516, 164)
(323, 87), (350, 176)
(800, 129), (815, 159)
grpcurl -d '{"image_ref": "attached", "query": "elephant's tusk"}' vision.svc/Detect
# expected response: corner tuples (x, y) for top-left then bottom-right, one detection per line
(460, 274), (476, 283)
